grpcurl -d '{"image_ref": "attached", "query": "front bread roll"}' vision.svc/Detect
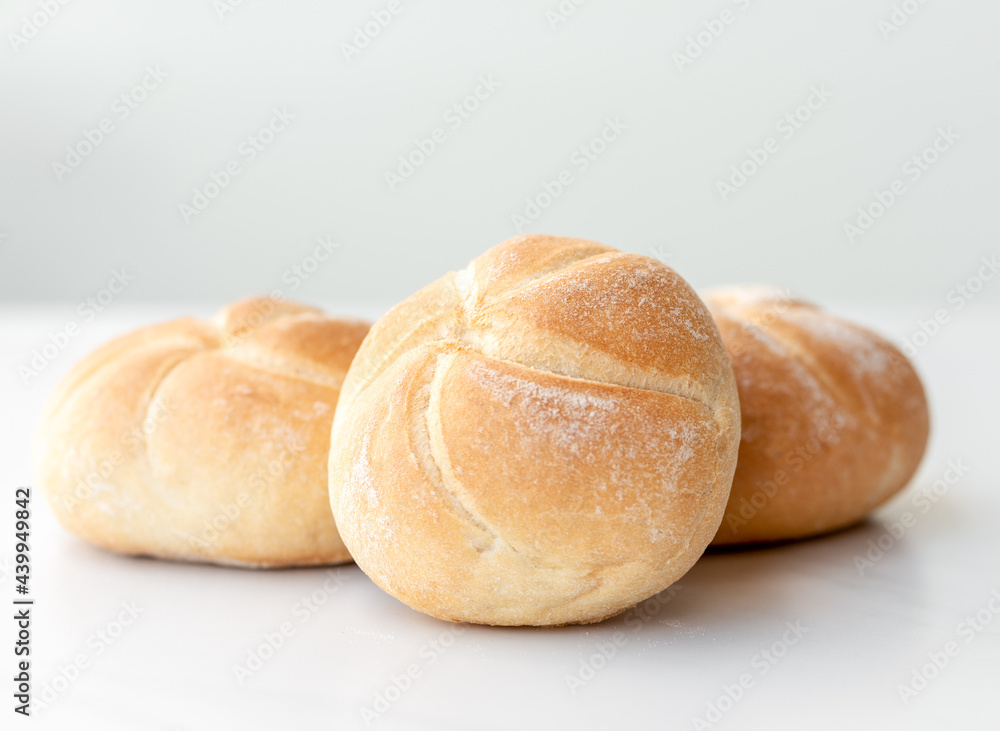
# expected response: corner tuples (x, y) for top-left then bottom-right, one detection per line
(705, 286), (930, 545)
(34, 298), (370, 567)
(328, 235), (741, 626)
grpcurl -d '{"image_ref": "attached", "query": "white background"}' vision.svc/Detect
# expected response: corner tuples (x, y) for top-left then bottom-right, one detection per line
(1, 0), (998, 305)
(2, 1), (1000, 730)
(3, 305), (999, 730)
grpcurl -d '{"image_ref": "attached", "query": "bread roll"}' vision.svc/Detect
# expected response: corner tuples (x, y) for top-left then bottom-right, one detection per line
(328, 235), (741, 626)
(705, 286), (930, 545)
(34, 298), (370, 567)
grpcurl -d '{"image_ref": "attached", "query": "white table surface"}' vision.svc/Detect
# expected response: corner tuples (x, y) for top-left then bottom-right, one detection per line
(2, 301), (998, 731)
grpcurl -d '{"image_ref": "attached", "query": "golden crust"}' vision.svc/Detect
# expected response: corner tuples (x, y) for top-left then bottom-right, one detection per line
(705, 286), (930, 545)
(34, 297), (369, 568)
(329, 235), (740, 625)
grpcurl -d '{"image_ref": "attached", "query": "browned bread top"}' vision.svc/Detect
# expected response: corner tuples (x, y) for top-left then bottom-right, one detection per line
(35, 297), (369, 567)
(706, 286), (930, 545)
(330, 235), (741, 625)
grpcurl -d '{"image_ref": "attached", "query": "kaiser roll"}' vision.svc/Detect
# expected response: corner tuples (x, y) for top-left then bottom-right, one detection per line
(705, 286), (930, 545)
(34, 297), (369, 567)
(328, 235), (741, 626)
